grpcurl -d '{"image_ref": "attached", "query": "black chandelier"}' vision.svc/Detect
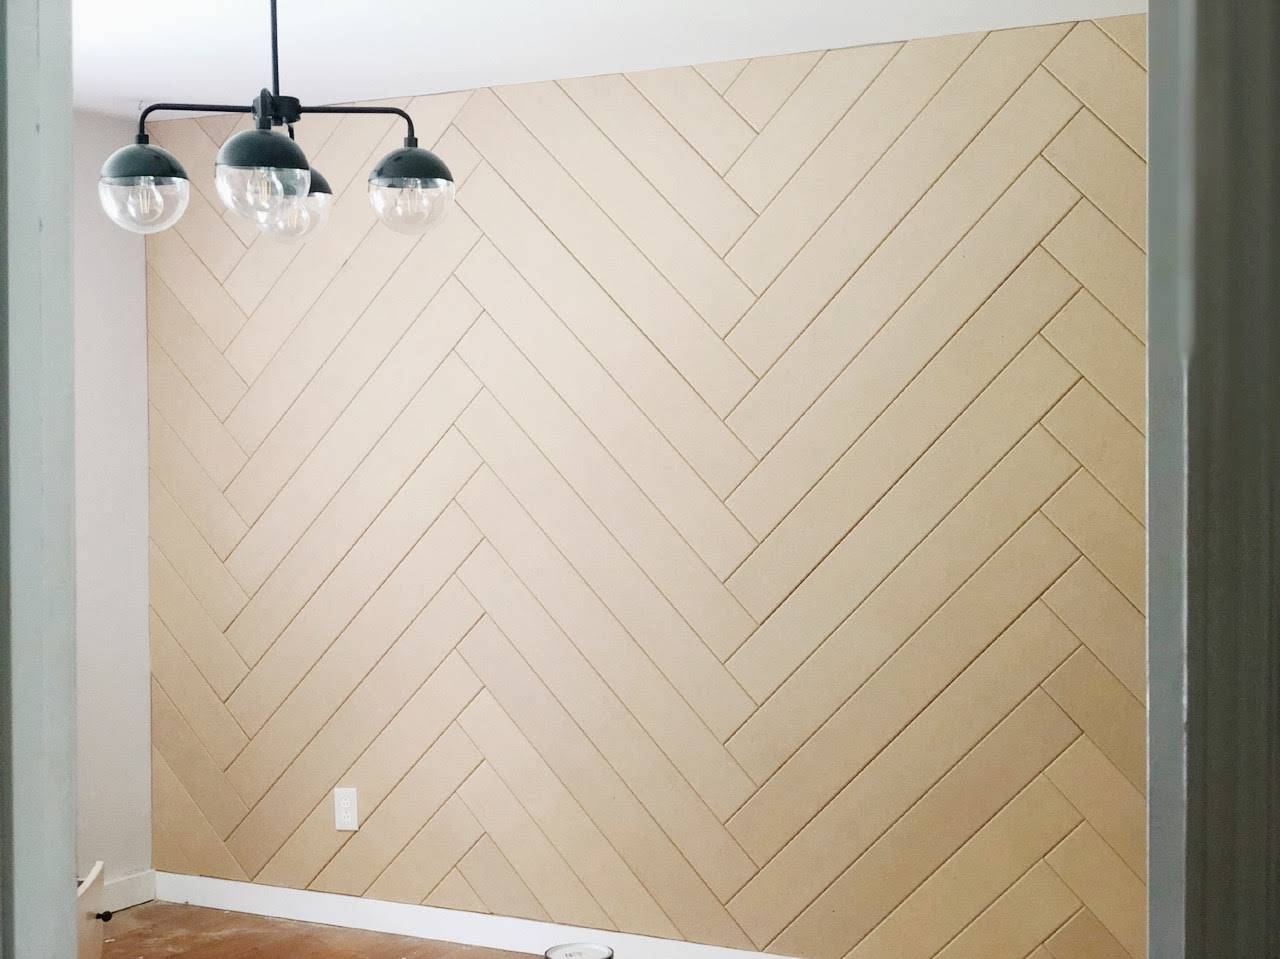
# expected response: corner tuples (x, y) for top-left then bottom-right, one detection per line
(98, 0), (453, 241)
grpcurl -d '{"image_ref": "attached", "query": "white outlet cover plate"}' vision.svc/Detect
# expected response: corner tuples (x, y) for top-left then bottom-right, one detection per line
(334, 787), (359, 831)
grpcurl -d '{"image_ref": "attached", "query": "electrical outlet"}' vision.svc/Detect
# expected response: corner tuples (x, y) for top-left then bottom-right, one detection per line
(334, 787), (359, 831)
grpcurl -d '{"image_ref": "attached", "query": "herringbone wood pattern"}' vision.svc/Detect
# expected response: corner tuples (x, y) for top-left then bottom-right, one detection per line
(146, 16), (1149, 959)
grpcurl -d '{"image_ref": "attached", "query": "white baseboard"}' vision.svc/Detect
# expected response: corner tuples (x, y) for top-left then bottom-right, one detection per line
(103, 868), (157, 912)
(155, 873), (786, 959)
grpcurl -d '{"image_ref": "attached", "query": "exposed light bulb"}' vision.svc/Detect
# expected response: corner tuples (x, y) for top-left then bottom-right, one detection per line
(247, 168), (283, 213)
(124, 176), (166, 225)
(215, 165), (308, 220)
(258, 195), (312, 243)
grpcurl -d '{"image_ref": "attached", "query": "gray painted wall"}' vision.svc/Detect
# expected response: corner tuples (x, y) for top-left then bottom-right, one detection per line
(72, 110), (152, 908)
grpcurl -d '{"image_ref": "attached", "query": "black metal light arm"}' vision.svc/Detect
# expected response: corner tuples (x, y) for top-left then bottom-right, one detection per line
(135, 102), (253, 142)
(135, 101), (418, 147)
(299, 105), (418, 146)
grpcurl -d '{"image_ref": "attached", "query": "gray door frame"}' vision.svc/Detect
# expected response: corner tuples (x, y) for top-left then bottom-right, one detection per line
(1147, 2), (1191, 956)
(1149, 1), (1280, 956)
(1, 0), (78, 956)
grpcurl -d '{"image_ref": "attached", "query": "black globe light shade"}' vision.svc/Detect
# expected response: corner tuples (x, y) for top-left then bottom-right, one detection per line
(214, 128), (312, 221)
(307, 167), (333, 196)
(97, 142), (191, 234)
(367, 144), (456, 235)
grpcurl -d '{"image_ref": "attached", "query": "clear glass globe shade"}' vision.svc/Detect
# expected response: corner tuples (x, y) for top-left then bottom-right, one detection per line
(98, 176), (189, 234)
(304, 192), (334, 232)
(215, 165), (310, 220)
(255, 190), (334, 243)
(368, 177), (454, 235)
(256, 195), (313, 243)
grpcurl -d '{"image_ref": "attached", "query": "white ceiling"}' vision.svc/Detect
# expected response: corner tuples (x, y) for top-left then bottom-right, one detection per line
(74, 0), (1146, 119)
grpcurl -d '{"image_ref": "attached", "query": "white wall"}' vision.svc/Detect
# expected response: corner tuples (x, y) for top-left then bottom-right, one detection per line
(73, 109), (153, 909)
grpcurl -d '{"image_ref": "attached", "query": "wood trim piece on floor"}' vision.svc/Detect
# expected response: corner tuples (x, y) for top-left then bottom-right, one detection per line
(154, 873), (793, 959)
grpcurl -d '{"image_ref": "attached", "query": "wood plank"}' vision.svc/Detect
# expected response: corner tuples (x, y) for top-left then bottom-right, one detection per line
(1043, 380), (1145, 520)
(225, 278), (480, 526)
(1044, 200), (1146, 342)
(1046, 736), (1146, 878)
(1046, 908), (1132, 959)
(727, 25), (1067, 370)
(456, 328), (755, 654)
(1045, 824), (1146, 958)
(458, 836), (549, 921)
(1042, 289), (1146, 431)
(256, 650), (489, 890)
(1044, 558), (1146, 702)
(426, 870), (488, 915)
(151, 752), (247, 882)
(226, 510), (480, 790)
(728, 196), (1078, 540)
(458, 692), (678, 938)
(151, 680), (247, 840)
(147, 338), (245, 490)
(224, 212), (478, 455)
(1045, 21), (1147, 157)
(228, 653), (482, 877)
(1043, 470), (1145, 612)
(225, 375), (479, 661)
(561, 72), (755, 253)
(149, 408), (246, 560)
(729, 427), (1077, 782)
(935, 863), (1080, 959)
(1044, 647), (1147, 792)
(458, 544), (755, 902)
(731, 590), (1078, 884)
(455, 241), (755, 575)
(834, 778), (1081, 959)
(146, 231), (247, 350)
(148, 542), (246, 699)
(147, 269), (246, 419)
(459, 763), (611, 928)
(1045, 108), (1146, 247)
(732, 688), (1078, 948)
(626, 66), (755, 173)
(458, 619), (751, 949)
(725, 44), (899, 212)
(453, 89), (753, 403)
(367, 796), (484, 905)
(1095, 14), (1148, 68)
(458, 467), (753, 789)
(496, 80), (754, 331)
(724, 51), (822, 130)
(150, 610), (246, 769)
(149, 477), (246, 630)
(457, 163), (754, 498)
(312, 725), (481, 895)
(729, 65), (1079, 451)
(726, 31), (982, 295)
(728, 337), (1078, 698)
(695, 59), (749, 94)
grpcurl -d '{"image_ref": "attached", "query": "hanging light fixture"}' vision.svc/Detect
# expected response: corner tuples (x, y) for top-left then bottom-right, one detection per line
(98, 0), (453, 241)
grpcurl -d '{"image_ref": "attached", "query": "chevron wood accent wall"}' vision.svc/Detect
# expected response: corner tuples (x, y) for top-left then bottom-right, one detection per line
(145, 15), (1149, 959)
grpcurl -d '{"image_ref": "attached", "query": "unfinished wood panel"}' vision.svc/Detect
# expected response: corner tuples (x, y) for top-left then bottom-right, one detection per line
(1046, 824), (1147, 957)
(146, 21), (1146, 957)
(1046, 908), (1133, 959)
